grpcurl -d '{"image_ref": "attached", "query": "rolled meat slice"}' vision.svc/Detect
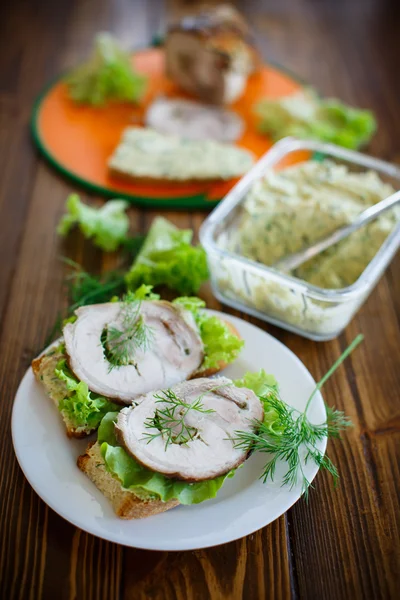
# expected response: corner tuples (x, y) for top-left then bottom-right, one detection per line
(115, 377), (264, 481)
(63, 300), (204, 404)
(145, 97), (245, 142)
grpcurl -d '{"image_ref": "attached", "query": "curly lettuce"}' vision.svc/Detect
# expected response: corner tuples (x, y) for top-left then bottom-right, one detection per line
(66, 32), (146, 106)
(55, 359), (120, 430)
(256, 89), (376, 149)
(128, 284), (159, 301)
(125, 217), (209, 295)
(98, 412), (234, 504)
(57, 194), (130, 251)
(173, 296), (243, 371)
(233, 369), (278, 397)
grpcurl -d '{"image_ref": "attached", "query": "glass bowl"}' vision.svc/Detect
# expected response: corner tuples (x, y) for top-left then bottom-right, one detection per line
(200, 137), (400, 341)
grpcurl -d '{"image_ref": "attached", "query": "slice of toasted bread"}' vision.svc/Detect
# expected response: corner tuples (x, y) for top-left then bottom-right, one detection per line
(78, 442), (180, 519)
(32, 352), (94, 439)
(108, 128), (254, 185)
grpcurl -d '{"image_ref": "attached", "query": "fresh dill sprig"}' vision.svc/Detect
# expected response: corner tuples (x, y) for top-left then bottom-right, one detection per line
(105, 292), (154, 368)
(234, 335), (363, 499)
(62, 232), (145, 313)
(63, 258), (127, 312)
(142, 387), (216, 450)
(45, 259), (129, 344)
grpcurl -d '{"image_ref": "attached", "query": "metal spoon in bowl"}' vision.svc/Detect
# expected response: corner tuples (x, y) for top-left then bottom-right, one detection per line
(273, 189), (400, 272)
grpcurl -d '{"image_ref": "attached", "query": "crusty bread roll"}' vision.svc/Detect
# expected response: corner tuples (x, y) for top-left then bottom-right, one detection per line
(165, 4), (260, 104)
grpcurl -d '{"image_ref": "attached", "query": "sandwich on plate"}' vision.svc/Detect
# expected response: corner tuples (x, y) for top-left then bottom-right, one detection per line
(78, 372), (272, 519)
(32, 286), (243, 438)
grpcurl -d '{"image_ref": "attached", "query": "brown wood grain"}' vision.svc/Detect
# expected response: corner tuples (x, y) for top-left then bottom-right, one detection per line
(0, 0), (399, 599)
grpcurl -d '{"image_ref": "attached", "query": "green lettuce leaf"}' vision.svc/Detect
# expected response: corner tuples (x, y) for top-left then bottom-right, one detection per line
(66, 32), (147, 106)
(55, 360), (120, 430)
(128, 284), (160, 301)
(57, 194), (130, 251)
(173, 297), (244, 370)
(98, 412), (234, 504)
(234, 370), (286, 434)
(125, 217), (209, 295)
(96, 372), (280, 504)
(233, 369), (278, 397)
(256, 89), (376, 149)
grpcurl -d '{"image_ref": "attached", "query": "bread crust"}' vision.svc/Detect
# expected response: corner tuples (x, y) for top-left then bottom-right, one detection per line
(32, 352), (94, 439)
(77, 441), (180, 519)
(108, 166), (220, 187)
(31, 354), (45, 377)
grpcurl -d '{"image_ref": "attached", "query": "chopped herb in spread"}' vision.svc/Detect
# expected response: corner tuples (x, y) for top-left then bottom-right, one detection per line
(230, 160), (399, 289)
(215, 159), (400, 336)
(108, 128), (254, 182)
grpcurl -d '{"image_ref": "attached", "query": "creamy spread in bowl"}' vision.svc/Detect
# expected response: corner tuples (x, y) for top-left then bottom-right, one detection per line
(201, 139), (400, 340)
(228, 160), (399, 288)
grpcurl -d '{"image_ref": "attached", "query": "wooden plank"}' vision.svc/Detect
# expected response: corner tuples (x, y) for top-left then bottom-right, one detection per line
(0, 0), (75, 325)
(1, 0), (400, 598)
(288, 431), (400, 599)
(0, 0), (137, 596)
(122, 520), (291, 600)
(66, 530), (123, 600)
(238, 2), (400, 597)
(0, 164), (79, 596)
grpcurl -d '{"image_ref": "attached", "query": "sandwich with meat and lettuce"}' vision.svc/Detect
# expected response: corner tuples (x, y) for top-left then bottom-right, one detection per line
(77, 332), (361, 519)
(78, 372), (272, 519)
(32, 286), (243, 438)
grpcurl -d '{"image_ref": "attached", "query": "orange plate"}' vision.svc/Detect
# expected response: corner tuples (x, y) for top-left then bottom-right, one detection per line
(32, 47), (303, 209)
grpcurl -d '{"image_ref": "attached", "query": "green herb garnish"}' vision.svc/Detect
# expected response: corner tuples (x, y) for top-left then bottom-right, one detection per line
(105, 291), (154, 368)
(99, 411), (234, 505)
(142, 388), (216, 450)
(63, 259), (127, 312)
(234, 335), (363, 499)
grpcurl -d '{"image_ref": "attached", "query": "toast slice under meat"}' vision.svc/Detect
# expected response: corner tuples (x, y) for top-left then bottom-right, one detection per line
(77, 441), (179, 519)
(32, 352), (94, 439)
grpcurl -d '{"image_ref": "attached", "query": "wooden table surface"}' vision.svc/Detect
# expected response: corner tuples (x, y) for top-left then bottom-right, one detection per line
(1, 0), (399, 598)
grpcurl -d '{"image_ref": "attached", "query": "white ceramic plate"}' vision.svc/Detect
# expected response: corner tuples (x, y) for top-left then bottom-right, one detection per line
(12, 311), (326, 551)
